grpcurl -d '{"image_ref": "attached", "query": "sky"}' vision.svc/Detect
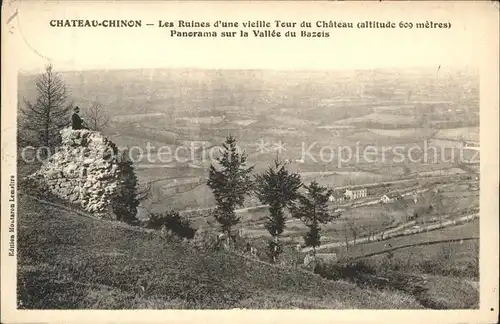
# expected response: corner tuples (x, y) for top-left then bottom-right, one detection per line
(2, 1), (497, 73)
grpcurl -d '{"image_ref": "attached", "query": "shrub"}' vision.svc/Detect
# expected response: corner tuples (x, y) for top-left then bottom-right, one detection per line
(314, 260), (377, 281)
(191, 228), (221, 252)
(447, 258), (479, 278)
(266, 240), (283, 263)
(146, 211), (195, 239)
(19, 177), (51, 199)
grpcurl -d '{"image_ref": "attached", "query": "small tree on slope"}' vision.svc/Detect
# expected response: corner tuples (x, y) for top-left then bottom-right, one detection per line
(83, 99), (110, 132)
(207, 136), (254, 241)
(19, 64), (72, 151)
(254, 159), (302, 262)
(291, 181), (336, 257)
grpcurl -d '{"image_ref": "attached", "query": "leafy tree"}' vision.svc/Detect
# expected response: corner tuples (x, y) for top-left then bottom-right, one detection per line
(254, 159), (302, 262)
(19, 64), (72, 151)
(207, 135), (254, 239)
(291, 181), (336, 256)
(83, 99), (110, 132)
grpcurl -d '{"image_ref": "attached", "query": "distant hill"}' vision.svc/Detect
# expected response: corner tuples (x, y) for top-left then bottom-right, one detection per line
(17, 67), (479, 122)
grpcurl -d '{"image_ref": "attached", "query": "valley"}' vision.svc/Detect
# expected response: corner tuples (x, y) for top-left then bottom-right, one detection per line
(19, 67), (480, 250)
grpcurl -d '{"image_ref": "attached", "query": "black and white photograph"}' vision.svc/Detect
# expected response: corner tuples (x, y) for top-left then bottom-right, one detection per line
(1, 1), (498, 323)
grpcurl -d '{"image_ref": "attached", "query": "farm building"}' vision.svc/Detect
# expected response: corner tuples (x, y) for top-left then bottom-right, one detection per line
(380, 192), (403, 203)
(344, 188), (367, 200)
(329, 190), (345, 202)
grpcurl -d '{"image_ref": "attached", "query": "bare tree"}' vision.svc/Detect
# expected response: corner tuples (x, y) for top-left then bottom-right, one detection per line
(346, 217), (359, 245)
(83, 99), (110, 132)
(342, 220), (352, 251)
(19, 64), (72, 150)
(431, 188), (445, 225)
(366, 224), (374, 242)
(344, 233), (350, 252)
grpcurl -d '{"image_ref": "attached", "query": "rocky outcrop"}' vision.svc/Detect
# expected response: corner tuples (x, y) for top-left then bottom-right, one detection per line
(29, 127), (138, 221)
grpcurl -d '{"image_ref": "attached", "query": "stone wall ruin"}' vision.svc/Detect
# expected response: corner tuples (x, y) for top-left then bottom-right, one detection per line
(28, 127), (138, 221)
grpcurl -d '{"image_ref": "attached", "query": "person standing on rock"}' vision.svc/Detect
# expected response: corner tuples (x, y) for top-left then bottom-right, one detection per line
(71, 106), (88, 130)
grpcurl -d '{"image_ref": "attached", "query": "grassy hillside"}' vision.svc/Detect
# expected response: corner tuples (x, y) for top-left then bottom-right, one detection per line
(17, 194), (422, 309)
(320, 240), (480, 309)
(311, 220), (479, 309)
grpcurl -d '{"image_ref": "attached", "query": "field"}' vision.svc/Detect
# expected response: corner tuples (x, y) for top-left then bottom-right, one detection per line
(367, 128), (434, 138)
(17, 195), (422, 309)
(334, 112), (417, 126)
(331, 219), (479, 259)
(435, 127), (480, 142)
(439, 184), (480, 213)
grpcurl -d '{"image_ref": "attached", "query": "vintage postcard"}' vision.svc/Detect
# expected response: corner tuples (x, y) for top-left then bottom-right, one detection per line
(1, 1), (498, 323)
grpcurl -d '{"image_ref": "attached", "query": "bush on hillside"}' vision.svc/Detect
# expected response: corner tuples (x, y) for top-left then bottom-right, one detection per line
(191, 228), (220, 251)
(19, 177), (52, 199)
(314, 260), (377, 281)
(146, 211), (195, 239)
(266, 240), (284, 263)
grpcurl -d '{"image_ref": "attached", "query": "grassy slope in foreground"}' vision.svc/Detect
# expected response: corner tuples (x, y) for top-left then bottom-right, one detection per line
(17, 195), (421, 309)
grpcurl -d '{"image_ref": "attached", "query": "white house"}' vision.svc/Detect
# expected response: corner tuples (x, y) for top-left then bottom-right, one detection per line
(329, 190), (345, 202)
(381, 192), (403, 203)
(344, 188), (367, 200)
